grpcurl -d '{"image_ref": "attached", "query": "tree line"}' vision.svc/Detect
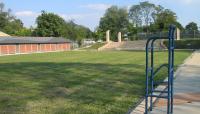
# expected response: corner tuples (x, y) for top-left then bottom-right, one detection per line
(0, 1), (199, 43)
(0, 3), (32, 36)
(96, 1), (199, 41)
(0, 2), (93, 45)
(33, 11), (93, 44)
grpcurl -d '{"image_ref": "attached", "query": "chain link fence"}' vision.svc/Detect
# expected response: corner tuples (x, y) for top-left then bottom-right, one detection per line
(129, 31), (200, 40)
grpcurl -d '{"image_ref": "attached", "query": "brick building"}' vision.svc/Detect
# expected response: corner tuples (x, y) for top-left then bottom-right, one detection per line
(0, 37), (71, 55)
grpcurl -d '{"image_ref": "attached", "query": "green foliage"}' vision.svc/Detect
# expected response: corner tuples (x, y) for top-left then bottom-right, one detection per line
(94, 27), (105, 41)
(98, 6), (129, 41)
(139, 1), (155, 27)
(129, 4), (142, 27)
(154, 9), (181, 31)
(14, 28), (32, 36)
(0, 2), (33, 36)
(0, 2), (94, 40)
(3, 19), (24, 35)
(126, 22), (137, 40)
(34, 11), (66, 37)
(164, 39), (200, 49)
(64, 21), (93, 45)
(128, 2), (182, 34)
(0, 12), (9, 29)
(129, 1), (156, 27)
(185, 22), (198, 33)
(34, 12), (93, 45)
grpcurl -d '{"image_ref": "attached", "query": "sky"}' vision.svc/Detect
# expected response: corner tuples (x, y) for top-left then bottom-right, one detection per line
(0, 0), (200, 31)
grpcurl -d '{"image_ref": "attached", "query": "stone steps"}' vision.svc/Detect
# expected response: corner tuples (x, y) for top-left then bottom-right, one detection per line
(99, 40), (162, 51)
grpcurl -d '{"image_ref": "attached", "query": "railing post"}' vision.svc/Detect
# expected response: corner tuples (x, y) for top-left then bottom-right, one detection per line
(145, 39), (150, 114)
(145, 25), (176, 114)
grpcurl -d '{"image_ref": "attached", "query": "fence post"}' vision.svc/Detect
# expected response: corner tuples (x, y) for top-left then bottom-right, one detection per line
(106, 30), (110, 43)
(176, 28), (180, 40)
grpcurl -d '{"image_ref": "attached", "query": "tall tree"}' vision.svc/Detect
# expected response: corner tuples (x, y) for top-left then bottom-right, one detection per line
(129, 5), (142, 27)
(65, 20), (93, 42)
(98, 6), (129, 41)
(3, 19), (24, 35)
(34, 11), (67, 37)
(185, 22), (198, 33)
(128, 2), (182, 33)
(154, 9), (177, 31)
(140, 1), (156, 27)
(34, 12), (93, 46)
(0, 3), (4, 13)
(0, 2), (26, 35)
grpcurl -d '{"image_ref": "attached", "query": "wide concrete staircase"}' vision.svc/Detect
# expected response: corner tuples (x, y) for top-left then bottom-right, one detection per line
(98, 40), (162, 51)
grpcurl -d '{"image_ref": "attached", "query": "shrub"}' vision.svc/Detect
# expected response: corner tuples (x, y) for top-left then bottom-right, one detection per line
(164, 39), (200, 49)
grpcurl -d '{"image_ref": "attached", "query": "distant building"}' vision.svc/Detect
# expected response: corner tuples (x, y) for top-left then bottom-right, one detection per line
(0, 37), (71, 55)
(82, 39), (95, 46)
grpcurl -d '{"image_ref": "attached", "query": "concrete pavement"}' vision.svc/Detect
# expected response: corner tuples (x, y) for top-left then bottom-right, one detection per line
(131, 51), (200, 114)
(150, 50), (200, 114)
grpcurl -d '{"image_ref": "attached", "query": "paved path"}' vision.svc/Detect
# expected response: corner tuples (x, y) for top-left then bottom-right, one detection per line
(150, 51), (200, 114)
(131, 51), (200, 114)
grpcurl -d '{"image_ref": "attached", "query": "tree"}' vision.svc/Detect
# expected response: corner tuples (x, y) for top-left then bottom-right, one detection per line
(140, 1), (156, 27)
(154, 9), (177, 31)
(126, 22), (137, 40)
(0, 2), (30, 36)
(3, 19), (24, 35)
(0, 11), (9, 29)
(185, 22), (198, 33)
(34, 11), (93, 45)
(129, 5), (142, 27)
(0, 2), (10, 31)
(129, 2), (156, 29)
(64, 20), (93, 44)
(14, 28), (32, 36)
(98, 6), (129, 41)
(128, 2), (182, 34)
(34, 11), (67, 37)
(94, 27), (104, 41)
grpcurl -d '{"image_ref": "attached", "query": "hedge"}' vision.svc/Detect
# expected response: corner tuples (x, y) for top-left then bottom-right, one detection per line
(164, 39), (200, 49)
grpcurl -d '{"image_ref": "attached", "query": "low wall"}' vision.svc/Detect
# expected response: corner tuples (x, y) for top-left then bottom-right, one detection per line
(0, 43), (70, 55)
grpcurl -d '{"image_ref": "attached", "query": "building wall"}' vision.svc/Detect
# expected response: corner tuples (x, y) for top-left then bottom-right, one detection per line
(0, 43), (70, 55)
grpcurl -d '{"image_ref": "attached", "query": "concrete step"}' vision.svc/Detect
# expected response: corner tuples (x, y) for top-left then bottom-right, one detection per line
(99, 40), (162, 51)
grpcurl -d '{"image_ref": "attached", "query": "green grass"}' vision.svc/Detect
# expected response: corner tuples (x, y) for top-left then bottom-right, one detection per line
(84, 43), (106, 50)
(0, 51), (191, 114)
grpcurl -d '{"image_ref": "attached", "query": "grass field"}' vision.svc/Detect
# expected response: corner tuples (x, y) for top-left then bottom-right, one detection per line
(0, 51), (191, 114)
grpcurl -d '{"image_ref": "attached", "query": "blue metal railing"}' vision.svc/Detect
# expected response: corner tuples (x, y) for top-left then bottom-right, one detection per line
(145, 25), (176, 114)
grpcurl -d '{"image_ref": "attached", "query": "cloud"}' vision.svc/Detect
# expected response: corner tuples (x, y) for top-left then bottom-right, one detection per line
(60, 13), (101, 21)
(14, 10), (101, 30)
(15, 10), (99, 20)
(148, 0), (200, 5)
(60, 14), (85, 20)
(15, 11), (39, 17)
(81, 3), (111, 11)
(181, 0), (197, 4)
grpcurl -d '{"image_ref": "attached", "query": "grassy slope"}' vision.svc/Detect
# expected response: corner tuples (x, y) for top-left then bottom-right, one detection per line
(83, 43), (106, 50)
(0, 51), (191, 114)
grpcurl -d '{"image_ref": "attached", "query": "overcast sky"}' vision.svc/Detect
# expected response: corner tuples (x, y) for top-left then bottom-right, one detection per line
(1, 0), (200, 31)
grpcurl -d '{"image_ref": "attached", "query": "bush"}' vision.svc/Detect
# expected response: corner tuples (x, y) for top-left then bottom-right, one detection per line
(164, 39), (200, 49)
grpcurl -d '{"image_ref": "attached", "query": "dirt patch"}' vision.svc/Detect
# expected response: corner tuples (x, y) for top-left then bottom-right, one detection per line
(154, 92), (200, 107)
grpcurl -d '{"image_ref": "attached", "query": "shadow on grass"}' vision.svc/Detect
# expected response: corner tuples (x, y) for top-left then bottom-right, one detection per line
(0, 62), (148, 114)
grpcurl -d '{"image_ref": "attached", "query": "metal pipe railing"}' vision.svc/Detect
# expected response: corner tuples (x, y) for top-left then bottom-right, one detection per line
(145, 25), (176, 114)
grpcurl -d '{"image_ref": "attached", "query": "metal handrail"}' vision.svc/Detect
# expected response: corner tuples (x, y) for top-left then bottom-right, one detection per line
(145, 25), (176, 114)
